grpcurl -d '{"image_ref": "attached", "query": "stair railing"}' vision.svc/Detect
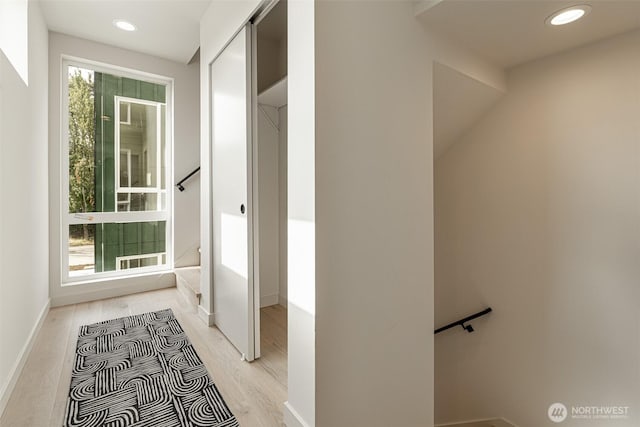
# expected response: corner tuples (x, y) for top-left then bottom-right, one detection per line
(434, 307), (492, 334)
(176, 167), (200, 192)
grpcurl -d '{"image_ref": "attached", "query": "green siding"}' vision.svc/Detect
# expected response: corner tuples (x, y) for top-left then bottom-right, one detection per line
(94, 72), (167, 272)
(100, 221), (166, 271)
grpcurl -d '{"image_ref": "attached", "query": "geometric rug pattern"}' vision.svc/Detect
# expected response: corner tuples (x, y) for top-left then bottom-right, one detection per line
(63, 308), (239, 427)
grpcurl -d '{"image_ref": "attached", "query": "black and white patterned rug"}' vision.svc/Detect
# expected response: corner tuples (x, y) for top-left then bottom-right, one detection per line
(64, 308), (239, 427)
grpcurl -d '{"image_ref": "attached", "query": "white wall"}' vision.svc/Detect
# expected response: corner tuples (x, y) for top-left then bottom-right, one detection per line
(258, 104), (281, 307)
(286, 1), (316, 425)
(314, 1), (434, 426)
(172, 53), (201, 269)
(422, 26), (506, 94)
(0, 0), (28, 85)
(201, 2), (504, 426)
(0, 0), (49, 414)
(257, 36), (286, 93)
(434, 29), (640, 427)
(257, 100), (288, 308)
(48, 32), (200, 305)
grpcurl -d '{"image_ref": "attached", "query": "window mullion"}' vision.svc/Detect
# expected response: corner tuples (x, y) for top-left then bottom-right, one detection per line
(67, 211), (168, 225)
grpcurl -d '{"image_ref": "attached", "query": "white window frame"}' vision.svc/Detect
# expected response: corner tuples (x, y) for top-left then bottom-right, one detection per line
(114, 96), (166, 212)
(116, 253), (166, 271)
(118, 148), (132, 210)
(61, 57), (174, 285)
(119, 101), (131, 125)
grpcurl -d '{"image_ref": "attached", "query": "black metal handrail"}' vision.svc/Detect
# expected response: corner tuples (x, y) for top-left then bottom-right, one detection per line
(176, 167), (200, 192)
(434, 307), (492, 334)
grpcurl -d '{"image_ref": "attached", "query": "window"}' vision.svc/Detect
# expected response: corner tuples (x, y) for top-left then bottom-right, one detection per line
(116, 253), (166, 271)
(63, 60), (172, 283)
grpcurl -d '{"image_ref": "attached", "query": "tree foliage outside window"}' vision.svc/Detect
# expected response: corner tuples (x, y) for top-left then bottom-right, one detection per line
(68, 68), (95, 241)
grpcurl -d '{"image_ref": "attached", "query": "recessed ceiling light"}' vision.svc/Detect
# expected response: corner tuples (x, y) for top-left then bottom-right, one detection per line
(546, 5), (592, 26)
(113, 19), (137, 32)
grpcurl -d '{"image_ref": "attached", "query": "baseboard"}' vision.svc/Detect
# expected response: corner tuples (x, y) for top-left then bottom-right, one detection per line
(261, 293), (279, 307)
(279, 294), (288, 307)
(51, 272), (176, 307)
(283, 401), (312, 427)
(198, 305), (215, 326)
(435, 417), (517, 427)
(0, 298), (50, 417)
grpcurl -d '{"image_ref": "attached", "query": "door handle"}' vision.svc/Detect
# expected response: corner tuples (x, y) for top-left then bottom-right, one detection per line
(240, 204), (246, 214)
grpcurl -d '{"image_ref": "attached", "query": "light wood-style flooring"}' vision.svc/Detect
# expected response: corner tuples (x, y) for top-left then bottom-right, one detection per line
(0, 287), (287, 427)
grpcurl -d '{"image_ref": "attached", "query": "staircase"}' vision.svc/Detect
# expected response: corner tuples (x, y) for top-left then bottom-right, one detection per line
(175, 266), (201, 309)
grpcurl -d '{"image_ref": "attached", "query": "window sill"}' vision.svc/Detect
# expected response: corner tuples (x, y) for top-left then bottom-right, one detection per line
(52, 269), (176, 307)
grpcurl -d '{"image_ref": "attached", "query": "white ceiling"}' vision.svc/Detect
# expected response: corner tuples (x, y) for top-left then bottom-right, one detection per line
(426, 0), (640, 158)
(418, 0), (640, 69)
(40, 0), (211, 63)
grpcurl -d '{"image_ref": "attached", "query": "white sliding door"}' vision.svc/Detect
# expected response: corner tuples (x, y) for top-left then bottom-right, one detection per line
(210, 25), (258, 361)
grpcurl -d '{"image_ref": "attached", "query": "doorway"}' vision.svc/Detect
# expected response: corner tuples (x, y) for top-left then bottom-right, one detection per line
(255, 0), (288, 386)
(208, 0), (288, 374)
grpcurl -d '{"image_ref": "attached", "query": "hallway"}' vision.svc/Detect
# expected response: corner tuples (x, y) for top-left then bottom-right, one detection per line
(0, 288), (288, 427)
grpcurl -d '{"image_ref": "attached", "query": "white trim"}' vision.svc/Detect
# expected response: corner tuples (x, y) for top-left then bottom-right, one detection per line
(197, 305), (215, 326)
(250, 21), (261, 361)
(51, 272), (175, 307)
(62, 55), (172, 86)
(241, 23), (257, 362)
(251, 0), (279, 26)
(166, 81), (175, 283)
(0, 299), (50, 417)
(260, 293), (279, 307)
(115, 252), (165, 271)
(283, 401), (312, 427)
(114, 188), (168, 194)
(119, 101), (131, 124)
(115, 95), (162, 108)
(66, 264), (171, 284)
(119, 148), (132, 193)
(115, 97), (122, 191)
(67, 211), (168, 224)
(156, 101), (162, 198)
(60, 60), (71, 282)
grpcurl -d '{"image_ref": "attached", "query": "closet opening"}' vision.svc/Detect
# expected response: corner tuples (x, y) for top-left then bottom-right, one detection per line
(254, 0), (288, 391)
